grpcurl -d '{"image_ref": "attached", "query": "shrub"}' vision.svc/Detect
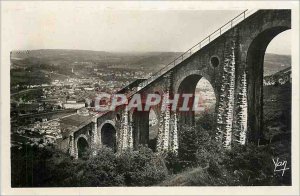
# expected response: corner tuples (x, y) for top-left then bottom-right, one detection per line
(223, 143), (291, 186)
(177, 125), (198, 169)
(165, 151), (182, 174)
(196, 112), (216, 132)
(118, 146), (168, 186)
(77, 147), (125, 186)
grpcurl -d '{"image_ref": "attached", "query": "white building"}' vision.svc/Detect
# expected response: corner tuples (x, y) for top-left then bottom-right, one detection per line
(63, 102), (85, 109)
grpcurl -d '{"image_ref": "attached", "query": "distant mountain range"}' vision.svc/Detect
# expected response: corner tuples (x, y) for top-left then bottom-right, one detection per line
(11, 49), (290, 75)
(10, 49), (182, 71)
(264, 53), (291, 76)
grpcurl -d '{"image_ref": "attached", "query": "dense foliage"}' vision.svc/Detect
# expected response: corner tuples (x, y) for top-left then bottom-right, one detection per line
(11, 110), (291, 187)
(162, 112), (291, 186)
(11, 145), (167, 187)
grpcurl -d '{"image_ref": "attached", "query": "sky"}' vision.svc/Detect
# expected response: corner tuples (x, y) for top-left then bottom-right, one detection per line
(2, 2), (291, 54)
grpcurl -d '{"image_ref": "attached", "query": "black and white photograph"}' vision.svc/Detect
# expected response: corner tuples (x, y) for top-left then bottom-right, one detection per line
(0, 1), (299, 195)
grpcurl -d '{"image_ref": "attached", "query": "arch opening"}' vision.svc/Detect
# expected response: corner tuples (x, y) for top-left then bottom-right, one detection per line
(263, 30), (291, 145)
(246, 26), (291, 144)
(177, 74), (216, 128)
(77, 137), (89, 159)
(101, 123), (117, 151)
(132, 107), (149, 150)
(148, 108), (159, 151)
(194, 78), (217, 130)
(131, 106), (159, 151)
(177, 74), (202, 126)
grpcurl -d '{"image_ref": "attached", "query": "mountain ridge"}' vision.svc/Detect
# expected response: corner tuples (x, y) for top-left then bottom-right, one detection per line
(11, 49), (290, 76)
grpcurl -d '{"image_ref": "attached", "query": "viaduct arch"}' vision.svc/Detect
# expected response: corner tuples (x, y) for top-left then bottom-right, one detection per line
(76, 134), (89, 159)
(245, 26), (291, 143)
(99, 120), (117, 151)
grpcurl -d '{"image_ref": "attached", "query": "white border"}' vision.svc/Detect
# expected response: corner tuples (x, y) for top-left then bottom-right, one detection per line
(1, 1), (299, 195)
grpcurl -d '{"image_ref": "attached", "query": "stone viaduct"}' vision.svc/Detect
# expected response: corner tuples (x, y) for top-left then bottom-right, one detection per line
(65, 10), (291, 159)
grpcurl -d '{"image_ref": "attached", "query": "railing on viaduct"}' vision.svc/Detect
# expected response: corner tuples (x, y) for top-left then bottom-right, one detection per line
(127, 9), (258, 97)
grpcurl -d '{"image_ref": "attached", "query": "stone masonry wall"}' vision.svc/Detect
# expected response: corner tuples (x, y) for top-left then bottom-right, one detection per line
(216, 39), (236, 149)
